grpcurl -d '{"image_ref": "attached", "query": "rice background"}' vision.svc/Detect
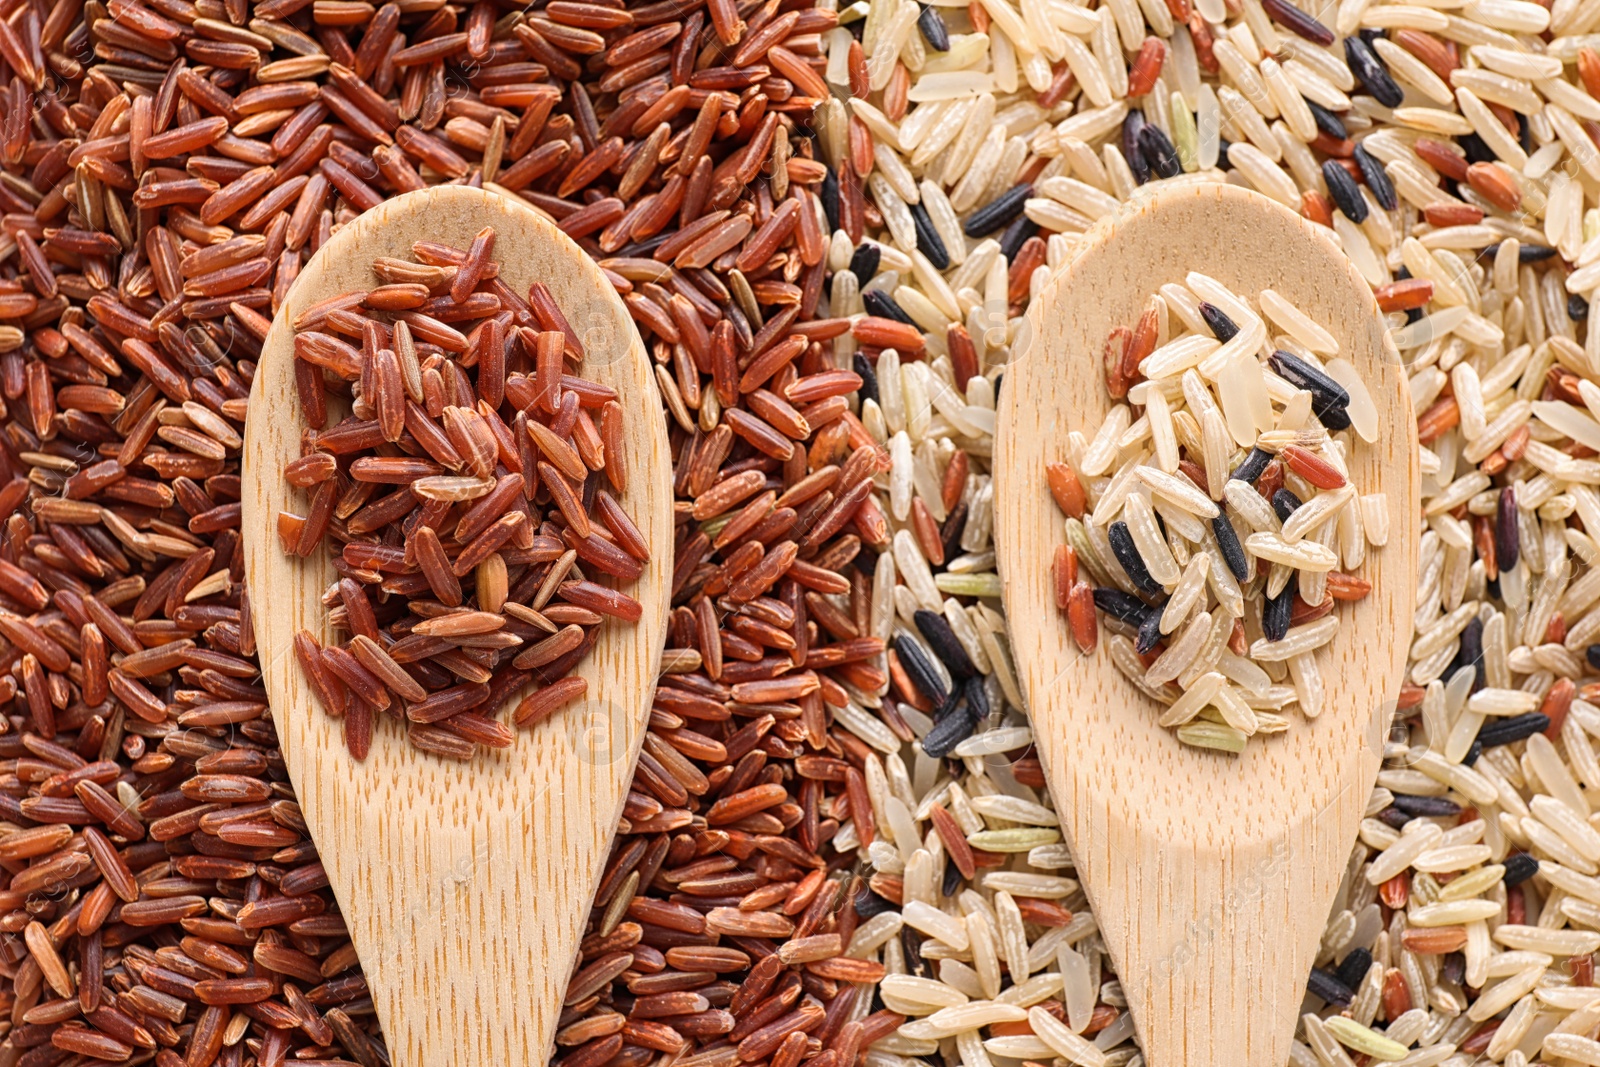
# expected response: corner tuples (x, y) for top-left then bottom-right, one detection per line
(1, 0), (1598, 1064)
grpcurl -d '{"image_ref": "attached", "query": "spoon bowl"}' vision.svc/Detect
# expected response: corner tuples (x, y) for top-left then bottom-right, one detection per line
(993, 182), (1419, 1067)
(241, 185), (671, 1066)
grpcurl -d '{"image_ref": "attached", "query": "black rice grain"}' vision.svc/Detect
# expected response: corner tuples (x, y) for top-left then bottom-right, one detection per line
(854, 353), (880, 406)
(901, 925), (928, 978)
(863, 288), (917, 326)
(1392, 793), (1462, 818)
(909, 201), (950, 270)
(964, 675), (990, 722)
(1268, 349), (1351, 430)
(850, 241), (882, 281)
(964, 184), (1031, 238)
(1094, 588), (1150, 625)
(1199, 302), (1239, 342)
(1353, 143), (1396, 210)
(1335, 947), (1372, 991)
(893, 635), (948, 705)
(1135, 610), (1164, 655)
(1263, 585), (1293, 642)
(1378, 806), (1413, 830)
(1271, 488), (1303, 523)
(1502, 853), (1540, 887)
(921, 701), (979, 758)
(1322, 159), (1369, 223)
(1262, 0), (1335, 44)
(1307, 968), (1355, 1006)
(1123, 109), (1151, 184)
(1454, 616), (1485, 691)
(1308, 100), (1348, 140)
(1344, 36), (1403, 108)
(854, 887), (897, 918)
(820, 165), (840, 229)
(914, 609), (977, 681)
(1108, 521), (1163, 595)
(999, 216), (1039, 261)
(1211, 512), (1250, 582)
(1496, 486), (1519, 570)
(1138, 123), (1181, 179)
(941, 503), (968, 562)
(942, 857), (965, 896)
(1477, 713), (1551, 749)
(1231, 447), (1273, 483)
(917, 5), (951, 50)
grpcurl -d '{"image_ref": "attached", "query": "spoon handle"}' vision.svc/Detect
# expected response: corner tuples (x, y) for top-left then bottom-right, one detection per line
(309, 765), (619, 1062)
(1069, 792), (1358, 1067)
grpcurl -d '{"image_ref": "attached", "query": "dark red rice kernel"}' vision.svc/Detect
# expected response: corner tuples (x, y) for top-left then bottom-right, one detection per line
(282, 238), (645, 761)
(1496, 486), (1520, 570)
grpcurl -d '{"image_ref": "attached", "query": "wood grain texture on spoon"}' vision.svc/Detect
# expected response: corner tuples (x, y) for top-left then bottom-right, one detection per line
(993, 182), (1420, 1067)
(241, 185), (672, 1067)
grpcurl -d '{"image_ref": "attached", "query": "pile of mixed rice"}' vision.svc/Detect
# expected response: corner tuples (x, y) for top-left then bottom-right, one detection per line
(1049, 271), (1387, 755)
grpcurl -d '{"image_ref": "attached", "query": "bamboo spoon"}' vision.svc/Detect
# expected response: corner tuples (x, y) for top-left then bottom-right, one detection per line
(993, 182), (1419, 1067)
(241, 185), (672, 1066)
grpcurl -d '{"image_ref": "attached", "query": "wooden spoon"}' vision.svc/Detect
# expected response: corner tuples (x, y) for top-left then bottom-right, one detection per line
(241, 185), (672, 1066)
(993, 182), (1419, 1067)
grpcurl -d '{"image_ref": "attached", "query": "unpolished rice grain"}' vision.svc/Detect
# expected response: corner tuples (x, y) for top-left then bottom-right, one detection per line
(284, 254), (649, 761)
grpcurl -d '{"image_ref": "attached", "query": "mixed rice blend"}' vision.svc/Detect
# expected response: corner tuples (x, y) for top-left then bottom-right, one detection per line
(1050, 273), (1387, 753)
(9, 0), (1600, 1061)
